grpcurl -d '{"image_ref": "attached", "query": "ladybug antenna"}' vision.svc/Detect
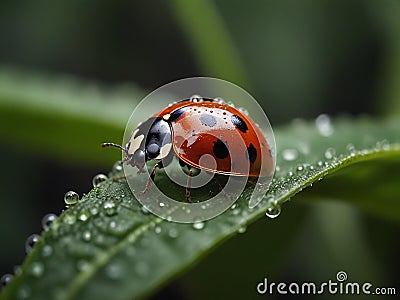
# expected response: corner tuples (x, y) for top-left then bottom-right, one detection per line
(101, 142), (128, 156)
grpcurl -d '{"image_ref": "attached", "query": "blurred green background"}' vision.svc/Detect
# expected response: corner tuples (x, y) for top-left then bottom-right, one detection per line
(0, 0), (399, 298)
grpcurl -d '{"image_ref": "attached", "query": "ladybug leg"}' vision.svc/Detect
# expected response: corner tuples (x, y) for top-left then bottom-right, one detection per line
(111, 174), (132, 182)
(185, 171), (192, 203)
(179, 159), (201, 203)
(141, 162), (162, 194)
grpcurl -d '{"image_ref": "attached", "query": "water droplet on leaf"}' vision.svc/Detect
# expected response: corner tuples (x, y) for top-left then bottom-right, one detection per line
(76, 260), (89, 272)
(78, 210), (90, 222)
(324, 148), (336, 160)
(29, 262), (44, 278)
(92, 174), (108, 187)
(282, 149), (298, 161)
(238, 225), (247, 233)
(112, 161), (123, 172)
(0, 274), (13, 288)
(168, 228), (179, 238)
(17, 285), (31, 299)
(106, 263), (123, 280)
(316, 114), (333, 136)
(346, 143), (356, 156)
(41, 213), (57, 231)
(190, 94), (203, 102)
(265, 205), (281, 219)
(64, 214), (76, 225)
(41, 245), (53, 257)
(64, 191), (79, 205)
(103, 201), (117, 216)
(82, 231), (92, 242)
(25, 234), (40, 254)
(192, 221), (205, 230)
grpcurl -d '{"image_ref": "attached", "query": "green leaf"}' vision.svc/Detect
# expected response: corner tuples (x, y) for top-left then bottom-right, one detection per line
(0, 66), (144, 166)
(1, 117), (399, 300)
(169, 0), (249, 87)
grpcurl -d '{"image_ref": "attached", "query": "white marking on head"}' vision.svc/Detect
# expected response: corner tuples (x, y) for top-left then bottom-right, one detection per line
(155, 143), (172, 159)
(128, 130), (144, 155)
(163, 113), (171, 121)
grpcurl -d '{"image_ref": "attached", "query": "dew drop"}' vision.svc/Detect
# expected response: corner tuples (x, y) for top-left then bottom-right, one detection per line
(214, 97), (225, 104)
(17, 285), (31, 299)
(154, 226), (162, 234)
(265, 205), (281, 219)
(13, 265), (22, 276)
(159, 202), (165, 208)
(315, 114), (333, 136)
(90, 207), (99, 216)
(41, 245), (53, 257)
(375, 139), (390, 151)
(192, 221), (205, 230)
(109, 221), (117, 229)
(190, 94), (203, 102)
(29, 262), (44, 278)
(76, 260), (90, 272)
(298, 142), (311, 155)
(112, 161), (123, 172)
(25, 234), (40, 254)
(82, 231), (92, 242)
(324, 148), (336, 160)
(296, 165), (304, 172)
(103, 201), (117, 216)
(141, 206), (150, 214)
(238, 107), (249, 116)
(231, 208), (241, 216)
(64, 214), (76, 225)
(168, 228), (179, 238)
(106, 263), (123, 280)
(238, 225), (247, 233)
(64, 191), (79, 205)
(92, 174), (108, 187)
(0, 274), (13, 288)
(346, 143), (356, 156)
(282, 149), (298, 161)
(78, 210), (90, 222)
(41, 213), (57, 231)
(275, 165), (281, 172)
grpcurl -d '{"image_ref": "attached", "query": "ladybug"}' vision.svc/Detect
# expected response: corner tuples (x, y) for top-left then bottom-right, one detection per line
(102, 95), (273, 202)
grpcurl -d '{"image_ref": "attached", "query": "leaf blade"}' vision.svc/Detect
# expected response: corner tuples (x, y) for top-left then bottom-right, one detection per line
(1, 118), (399, 300)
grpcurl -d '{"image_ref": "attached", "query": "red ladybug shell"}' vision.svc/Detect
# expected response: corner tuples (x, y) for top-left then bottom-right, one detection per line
(154, 99), (273, 177)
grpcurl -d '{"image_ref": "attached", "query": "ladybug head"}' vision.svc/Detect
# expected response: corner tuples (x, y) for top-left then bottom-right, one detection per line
(102, 117), (173, 173)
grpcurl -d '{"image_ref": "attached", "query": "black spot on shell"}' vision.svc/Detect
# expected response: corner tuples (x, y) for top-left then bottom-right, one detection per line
(200, 113), (217, 127)
(247, 143), (257, 163)
(169, 108), (185, 122)
(213, 139), (229, 159)
(231, 115), (248, 133)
